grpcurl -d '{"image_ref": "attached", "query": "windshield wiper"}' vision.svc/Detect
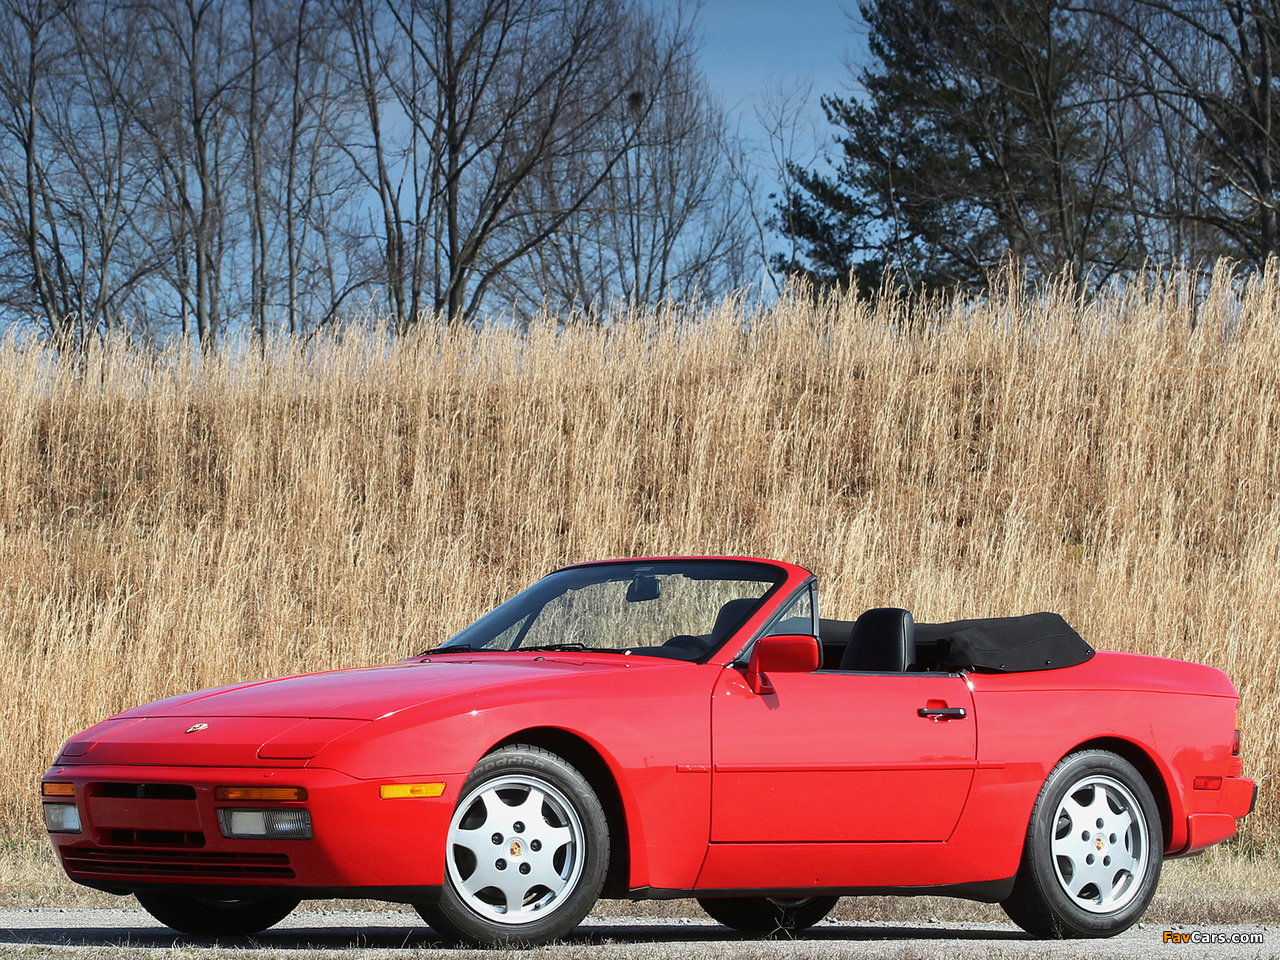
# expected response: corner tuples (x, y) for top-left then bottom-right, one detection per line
(425, 642), (596, 655)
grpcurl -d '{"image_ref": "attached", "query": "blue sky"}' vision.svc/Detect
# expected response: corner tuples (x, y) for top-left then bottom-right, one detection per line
(694, 0), (861, 119)
(682, 0), (868, 287)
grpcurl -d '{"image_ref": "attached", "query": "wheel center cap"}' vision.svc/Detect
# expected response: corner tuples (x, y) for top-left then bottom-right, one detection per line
(1094, 834), (1106, 851)
(509, 839), (523, 858)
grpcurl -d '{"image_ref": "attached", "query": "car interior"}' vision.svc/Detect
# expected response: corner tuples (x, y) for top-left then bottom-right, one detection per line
(818, 608), (955, 672)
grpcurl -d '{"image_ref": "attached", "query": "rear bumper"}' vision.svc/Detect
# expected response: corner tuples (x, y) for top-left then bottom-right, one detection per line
(1172, 775), (1255, 857)
(43, 762), (463, 894)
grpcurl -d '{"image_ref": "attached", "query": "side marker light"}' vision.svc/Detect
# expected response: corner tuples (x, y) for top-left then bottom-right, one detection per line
(380, 783), (446, 799)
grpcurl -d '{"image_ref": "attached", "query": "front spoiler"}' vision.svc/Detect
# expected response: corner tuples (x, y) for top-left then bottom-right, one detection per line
(43, 761), (463, 892)
(81, 879), (443, 905)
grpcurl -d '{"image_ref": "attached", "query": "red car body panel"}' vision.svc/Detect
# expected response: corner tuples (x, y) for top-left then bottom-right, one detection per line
(709, 669), (977, 843)
(43, 557), (1253, 906)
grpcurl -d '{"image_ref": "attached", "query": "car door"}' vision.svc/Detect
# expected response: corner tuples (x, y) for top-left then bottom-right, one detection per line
(709, 666), (976, 843)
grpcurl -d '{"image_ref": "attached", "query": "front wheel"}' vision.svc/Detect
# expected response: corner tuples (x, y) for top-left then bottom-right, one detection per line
(134, 892), (299, 936)
(696, 895), (839, 934)
(1001, 749), (1162, 938)
(416, 744), (609, 945)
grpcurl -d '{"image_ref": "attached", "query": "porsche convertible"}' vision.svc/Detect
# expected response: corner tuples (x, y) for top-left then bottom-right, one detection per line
(42, 557), (1254, 944)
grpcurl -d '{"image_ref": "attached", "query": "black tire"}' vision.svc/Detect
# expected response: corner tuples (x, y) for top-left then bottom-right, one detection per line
(696, 895), (839, 934)
(1001, 749), (1162, 938)
(134, 892), (300, 936)
(416, 744), (609, 945)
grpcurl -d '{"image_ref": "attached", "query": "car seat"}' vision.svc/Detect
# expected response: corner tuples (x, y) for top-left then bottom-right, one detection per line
(838, 607), (916, 671)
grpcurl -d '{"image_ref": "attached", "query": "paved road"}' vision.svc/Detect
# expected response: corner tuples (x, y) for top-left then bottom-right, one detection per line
(0, 908), (1275, 959)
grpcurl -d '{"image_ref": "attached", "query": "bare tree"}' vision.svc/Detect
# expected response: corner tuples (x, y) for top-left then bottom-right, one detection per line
(0, 0), (80, 346)
(246, 0), (272, 344)
(0, 0), (166, 347)
(238, 0), (369, 340)
(276, 0), (369, 335)
(55, 3), (168, 339)
(338, 0), (708, 329)
(1079, 0), (1280, 267)
(0, 0), (762, 346)
(507, 13), (753, 315)
(94, 0), (260, 351)
(739, 77), (823, 296)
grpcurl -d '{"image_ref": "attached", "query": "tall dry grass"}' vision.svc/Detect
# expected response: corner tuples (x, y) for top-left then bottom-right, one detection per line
(0, 267), (1276, 843)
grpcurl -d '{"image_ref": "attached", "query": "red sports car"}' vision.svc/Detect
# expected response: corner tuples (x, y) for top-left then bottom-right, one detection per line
(42, 557), (1254, 944)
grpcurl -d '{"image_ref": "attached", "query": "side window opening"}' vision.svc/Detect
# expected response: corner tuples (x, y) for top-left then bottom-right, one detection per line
(762, 583), (817, 639)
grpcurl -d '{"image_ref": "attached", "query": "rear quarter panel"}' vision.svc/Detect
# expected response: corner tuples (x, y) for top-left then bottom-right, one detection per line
(959, 651), (1244, 878)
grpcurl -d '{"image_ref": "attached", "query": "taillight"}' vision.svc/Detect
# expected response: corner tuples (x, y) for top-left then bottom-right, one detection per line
(1233, 705), (1241, 757)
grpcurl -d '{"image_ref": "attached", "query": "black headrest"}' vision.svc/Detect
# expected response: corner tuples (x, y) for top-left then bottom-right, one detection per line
(839, 607), (916, 672)
(819, 618), (856, 648)
(710, 597), (758, 644)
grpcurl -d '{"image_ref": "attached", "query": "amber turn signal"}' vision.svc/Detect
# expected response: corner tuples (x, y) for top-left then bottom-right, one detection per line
(41, 782), (75, 797)
(215, 786), (307, 802)
(380, 783), (445, 799)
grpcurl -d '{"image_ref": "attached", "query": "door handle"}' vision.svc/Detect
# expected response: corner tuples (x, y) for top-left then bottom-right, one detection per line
(917, 706), (967, 720)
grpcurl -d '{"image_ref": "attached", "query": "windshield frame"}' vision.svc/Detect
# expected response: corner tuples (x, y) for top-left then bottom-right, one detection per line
(433, 558), (801, 663)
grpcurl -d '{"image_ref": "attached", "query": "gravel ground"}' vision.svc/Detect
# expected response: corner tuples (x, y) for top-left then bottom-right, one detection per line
(0, 907), (1275, 960)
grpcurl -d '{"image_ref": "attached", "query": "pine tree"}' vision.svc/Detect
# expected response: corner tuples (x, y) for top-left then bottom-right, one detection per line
(778, 0), (1141, 293)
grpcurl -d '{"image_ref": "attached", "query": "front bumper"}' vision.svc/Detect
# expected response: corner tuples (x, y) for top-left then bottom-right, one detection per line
(43, 762), (464, 899)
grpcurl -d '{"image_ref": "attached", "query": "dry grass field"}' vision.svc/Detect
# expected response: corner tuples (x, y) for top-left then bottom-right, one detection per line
(0, 266), (1275, 854)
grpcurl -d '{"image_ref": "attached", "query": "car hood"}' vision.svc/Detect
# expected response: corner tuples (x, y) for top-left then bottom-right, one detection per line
(116, 655), (641, 722)
(57, 655), (657, 767)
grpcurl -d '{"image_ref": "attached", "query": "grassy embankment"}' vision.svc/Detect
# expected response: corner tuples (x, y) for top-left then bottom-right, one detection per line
(0, 269), (1275, 909)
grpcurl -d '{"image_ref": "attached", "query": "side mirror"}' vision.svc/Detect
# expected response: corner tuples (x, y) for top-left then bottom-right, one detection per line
(744, 634), (820, 695)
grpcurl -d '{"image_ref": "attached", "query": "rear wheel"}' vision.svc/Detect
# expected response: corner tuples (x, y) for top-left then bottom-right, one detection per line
(1001, 750), (1162, 938)
(416, 744), (609, 945)
(696, 895), (839, 934)
(134, 892), (299, 936)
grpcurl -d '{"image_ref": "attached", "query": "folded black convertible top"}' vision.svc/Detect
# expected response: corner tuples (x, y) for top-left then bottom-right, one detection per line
(915, 612), (1094, 672)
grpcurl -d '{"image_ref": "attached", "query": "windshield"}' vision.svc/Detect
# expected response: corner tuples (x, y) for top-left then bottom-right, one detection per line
(436, 560), (786, 661)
